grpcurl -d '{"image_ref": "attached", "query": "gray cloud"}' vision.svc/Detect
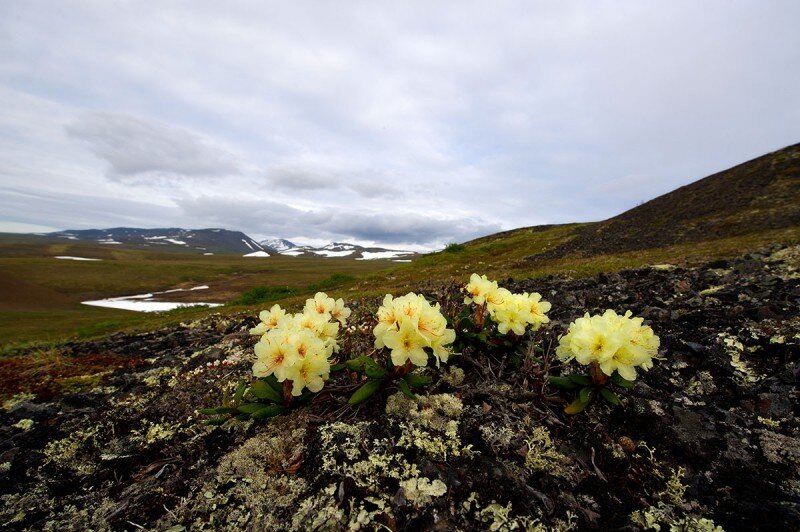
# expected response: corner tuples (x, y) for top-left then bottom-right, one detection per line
(266, 165), (335, 190)
(65, 112), (240, 180)
(175, 195), (497, 246)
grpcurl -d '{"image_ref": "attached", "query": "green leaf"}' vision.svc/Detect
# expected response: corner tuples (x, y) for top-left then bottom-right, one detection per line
(600, 388), (622, 405)
(238, 402), (270, 414)
(330, 363), (347, 372)
(199, 407), (238, 415)
(235, 413), (251, 421)
(578, 386), (594, 404)
(397, 379), (416, 400)
(547, 376), (577, 390)
(233, 381), (247, 404)
(405, 373), (432, 388)
(204, 417), (228, 426)
(564, 398), (590, 415)
(345, 356), (373, 371)
(364, 359), (387, 379)
(250, 380), (282, 403)
(348, 379), (383, 405)
(567, 374), (591, 386)
(250, 404), (289, 419)
(612, 373), (635, 389)
(264, 374), (283, 394)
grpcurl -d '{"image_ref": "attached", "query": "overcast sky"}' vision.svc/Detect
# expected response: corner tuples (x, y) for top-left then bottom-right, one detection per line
(1, 1), (798, 249)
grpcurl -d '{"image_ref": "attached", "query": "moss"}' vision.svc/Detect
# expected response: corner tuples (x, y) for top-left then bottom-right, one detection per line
(56, 371), (110, 393)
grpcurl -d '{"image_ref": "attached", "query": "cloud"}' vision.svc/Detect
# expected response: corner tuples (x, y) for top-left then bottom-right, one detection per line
(2, 2), (799, 246)
(175, 195), (499, 246)
(266, 165), (336, 190)
(65, 112), (240, 180)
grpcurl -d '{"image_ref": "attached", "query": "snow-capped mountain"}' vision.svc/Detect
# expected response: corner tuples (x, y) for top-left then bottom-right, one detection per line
(259, 238), (297, 252)
(50, 228), (267, 255)
(270, 241), (417, 261)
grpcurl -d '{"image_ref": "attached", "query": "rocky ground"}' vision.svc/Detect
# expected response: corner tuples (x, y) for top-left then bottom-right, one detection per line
(0, 245), (798, 531)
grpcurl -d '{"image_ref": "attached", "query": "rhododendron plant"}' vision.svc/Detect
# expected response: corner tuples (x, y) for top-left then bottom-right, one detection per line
(348, 292), (456, 405)
(551, 309), (661, 413)
(556, 309), (659, 381)
(464, 273), (551, 336)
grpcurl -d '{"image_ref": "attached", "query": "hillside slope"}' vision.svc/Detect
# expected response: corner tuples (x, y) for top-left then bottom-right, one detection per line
(1, 244), (798, 530)
(534, 143), (800, 259)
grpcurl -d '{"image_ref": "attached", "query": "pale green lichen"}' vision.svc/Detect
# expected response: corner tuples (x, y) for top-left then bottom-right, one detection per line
(758, 429), (800, 473)
(442, 366), (466, 387)
(13, 418), (34, 431)
(399, 477), (447, 505)
(524, 426), (574, 480)
(141, 366), (179, 386)
(686, 371), (717, 397)
(698, 285), (725, 296)
(2, 392), (35, 411)
(758, 416), (781, 429)
(718, 333), (761, 386)
(43, 422), (104, 475)
(386, 392), (474, 460)
(662, 467), (687, 505)
(145, 420), (181, 444)
(631, 502), (724, 532)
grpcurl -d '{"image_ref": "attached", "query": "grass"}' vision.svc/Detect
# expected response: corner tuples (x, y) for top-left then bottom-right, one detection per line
(1, 223), (797, 352)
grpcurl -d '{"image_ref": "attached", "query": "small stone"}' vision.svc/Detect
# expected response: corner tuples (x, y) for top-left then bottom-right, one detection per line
(619, 436), (636, 453)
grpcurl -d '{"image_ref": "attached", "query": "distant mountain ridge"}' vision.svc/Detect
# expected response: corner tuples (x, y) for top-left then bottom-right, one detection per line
(51, 228), (265, 255)
(260, 239), (417, 261)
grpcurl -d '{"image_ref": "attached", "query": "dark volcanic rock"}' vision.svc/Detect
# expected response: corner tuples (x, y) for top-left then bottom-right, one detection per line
(1, 245), (799, 530)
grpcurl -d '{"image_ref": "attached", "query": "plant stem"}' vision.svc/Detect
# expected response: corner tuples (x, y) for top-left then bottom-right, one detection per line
(589, 361), (608, 386)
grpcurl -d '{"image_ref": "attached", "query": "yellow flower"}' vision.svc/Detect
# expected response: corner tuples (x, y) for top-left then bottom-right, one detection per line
(464, 273), (498, 305)
(253, 333), (297, 381)
(250, 303), (286, 335)
(304, 292), (336, 319)
(556, 309), (660, 380)
(330, 297), (352, 325)
(285, 351), (330, 396)
(383, 318), (430, 367)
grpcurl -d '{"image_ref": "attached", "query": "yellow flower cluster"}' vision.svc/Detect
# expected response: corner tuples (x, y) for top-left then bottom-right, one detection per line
(556, 309), (660, 381)
(373, 293), (456, 368)
(464, 273), (551, 335)
(250, 292), (351, 396)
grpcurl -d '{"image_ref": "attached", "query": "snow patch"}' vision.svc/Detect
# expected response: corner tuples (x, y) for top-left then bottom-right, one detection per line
(164, 238), (187, 245)
(244, 251), (270, 257)
(280, 250), (305, 256)
(242, 239), (254, 250)
(82, 285), (220, 312)
(357, 251), (414, 260)
(54, 256), (102, 261)
(313, 250), (355, 258)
